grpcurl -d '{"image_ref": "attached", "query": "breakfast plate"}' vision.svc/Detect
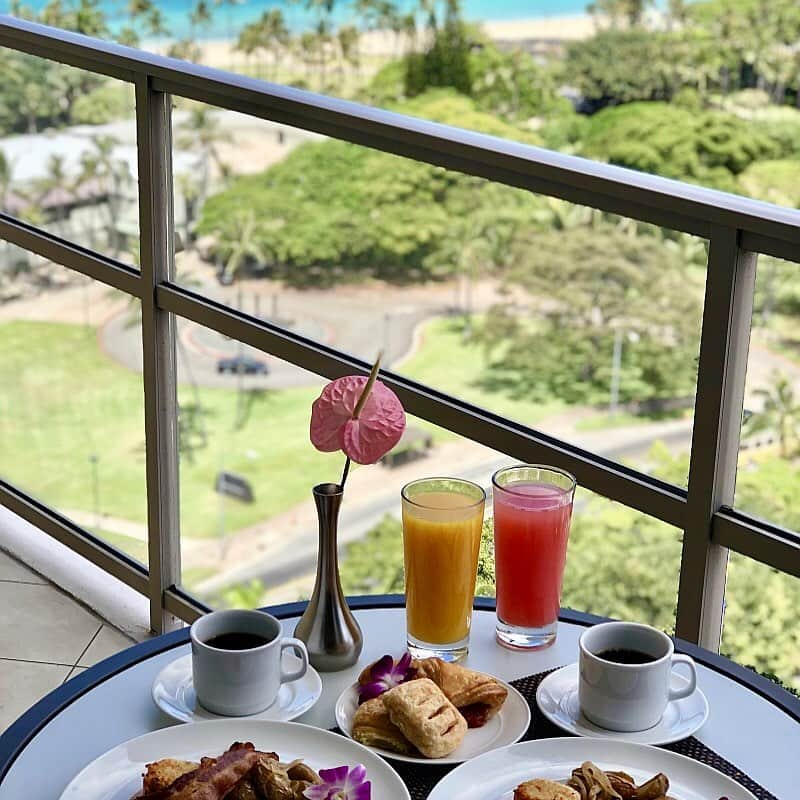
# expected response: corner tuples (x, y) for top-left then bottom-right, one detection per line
(335, 678), (531, 765)
(427, 737), (756, 800)
(536, 662), (709, 745)
(58, 719), (411, 799)
(152, 653), (323, 723)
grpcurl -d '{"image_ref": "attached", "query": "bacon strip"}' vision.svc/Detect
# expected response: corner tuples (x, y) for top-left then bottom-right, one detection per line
(143, 743), (260, 800)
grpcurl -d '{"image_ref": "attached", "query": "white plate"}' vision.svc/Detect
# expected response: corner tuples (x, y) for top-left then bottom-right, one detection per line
(152, 653), (323, 723)
(427, 737), (756, 800)
(59, 719), (411, 800)
(536, 663), (709, 745)
(335, 679), (531, 765)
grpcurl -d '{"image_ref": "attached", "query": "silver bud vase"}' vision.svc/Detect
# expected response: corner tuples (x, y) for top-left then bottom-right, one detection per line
(294, 482), (363, 671)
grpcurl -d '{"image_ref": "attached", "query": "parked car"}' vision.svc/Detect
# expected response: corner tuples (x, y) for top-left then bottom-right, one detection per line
(216, 355), (269, 375)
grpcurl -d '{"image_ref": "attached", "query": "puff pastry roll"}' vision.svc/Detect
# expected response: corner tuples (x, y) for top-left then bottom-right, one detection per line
(383, 678), (467, 758)
(412, 657), (508, 727)
(351, 696), (415, 755)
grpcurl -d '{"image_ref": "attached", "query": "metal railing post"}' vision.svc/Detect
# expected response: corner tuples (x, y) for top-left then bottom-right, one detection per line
(676, 229), (756, 648)
(136, 76), (182, 634)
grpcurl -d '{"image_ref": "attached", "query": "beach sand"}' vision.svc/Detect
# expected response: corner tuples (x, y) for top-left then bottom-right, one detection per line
(162, 12), (596, 70)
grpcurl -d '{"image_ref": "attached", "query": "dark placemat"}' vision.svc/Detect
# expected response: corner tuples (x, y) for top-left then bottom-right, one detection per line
(349, 668), (779, 800)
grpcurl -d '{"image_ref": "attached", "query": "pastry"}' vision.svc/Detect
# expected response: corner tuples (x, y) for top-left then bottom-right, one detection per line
(514, 778), (580, 800)
(351, 696), (416, 755)
(383, 678), (467, 758)
(412, 657), (508, 727)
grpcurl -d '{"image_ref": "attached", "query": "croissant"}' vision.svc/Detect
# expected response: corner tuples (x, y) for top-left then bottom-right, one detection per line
(412, 658), (508, 727)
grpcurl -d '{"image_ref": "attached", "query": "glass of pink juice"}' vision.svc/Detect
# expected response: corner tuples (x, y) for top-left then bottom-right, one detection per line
(492, 465), (576, 650)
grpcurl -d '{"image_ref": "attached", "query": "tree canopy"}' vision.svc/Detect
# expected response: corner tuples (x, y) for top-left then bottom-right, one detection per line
(579, 102), (785, 191)
(197, 90), (539, 286)
(476, 224), (704, 405)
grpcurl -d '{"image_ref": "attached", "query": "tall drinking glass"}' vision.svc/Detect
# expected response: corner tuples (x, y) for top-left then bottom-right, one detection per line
(401, 477), (485, 662)
(492, 465), (576, 650)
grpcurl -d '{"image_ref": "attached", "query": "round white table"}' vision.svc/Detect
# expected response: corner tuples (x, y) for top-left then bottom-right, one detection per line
(0, 599), (796, 798)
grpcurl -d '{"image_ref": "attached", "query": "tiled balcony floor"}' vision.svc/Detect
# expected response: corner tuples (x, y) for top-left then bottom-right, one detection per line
(0, 550), (137, 732)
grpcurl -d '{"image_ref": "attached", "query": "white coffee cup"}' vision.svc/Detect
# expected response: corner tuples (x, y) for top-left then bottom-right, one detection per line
(191, 609), (309, 717)
(578, 621), (697, 732)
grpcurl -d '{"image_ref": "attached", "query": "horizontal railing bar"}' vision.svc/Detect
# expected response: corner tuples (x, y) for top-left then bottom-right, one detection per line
(164, 585), (210, 623)
(0, 480), (150, 595)
(159, 283), (687, 527)
(2, 18), (800, 251)
(153, 78), (712, 241)
(740, 231), (799, 264)
(0, 213), (142, 296)
(713, 508), (800, 578)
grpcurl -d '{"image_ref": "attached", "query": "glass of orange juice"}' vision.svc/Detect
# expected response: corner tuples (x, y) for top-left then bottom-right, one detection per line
(401, 477), (486, 662)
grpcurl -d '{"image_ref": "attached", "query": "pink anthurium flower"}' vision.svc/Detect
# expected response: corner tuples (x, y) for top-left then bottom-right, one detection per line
(310, 355), (405, 482)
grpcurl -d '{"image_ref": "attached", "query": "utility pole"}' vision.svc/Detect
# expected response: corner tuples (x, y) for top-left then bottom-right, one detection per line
(89, 453), (100, 530)
(610, 327), (623, 417)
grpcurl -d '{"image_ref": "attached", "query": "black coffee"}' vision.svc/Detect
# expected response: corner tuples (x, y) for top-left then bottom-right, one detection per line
(596, 648), (655, 664)
(204, 632), (271, 650)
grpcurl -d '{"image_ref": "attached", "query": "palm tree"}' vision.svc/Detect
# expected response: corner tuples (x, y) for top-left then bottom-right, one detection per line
(215, 0), (244, 67)
(0, 152), (12, 213)
(34, 154), (72, 237)
(78, 136), (131, 256)
(750, 371), (800, 458)
(337, 24), (361, 82)
(190, 0), (213, 38)
(219, 210), (263, 282)
(235, 23), (261, 75)
(260, 9), (289, 80)
(167, 38), (203, 62)
(178, 106), (231, 205)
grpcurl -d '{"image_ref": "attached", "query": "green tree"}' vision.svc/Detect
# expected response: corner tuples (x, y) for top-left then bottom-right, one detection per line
(221, 579), (266, 609)
(580, 102), (782, 191)
(178, 106), (231, 204)
(198, 90), (539, 287)
(587, 0), (652, 26)
(749, 371), (800, 458)
(189, 0), (213, 39)
(78, 135), (132, 255)
(0, 152), (12, 213)
(565, 29), (716, 109)
(477, 224), (704, 405)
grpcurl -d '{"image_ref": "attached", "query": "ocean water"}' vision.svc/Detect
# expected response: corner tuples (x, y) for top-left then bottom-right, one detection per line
(0, 0), (591, 40)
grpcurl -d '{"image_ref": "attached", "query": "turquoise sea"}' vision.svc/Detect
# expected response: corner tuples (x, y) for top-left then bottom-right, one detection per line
(0, 0), (591, 39)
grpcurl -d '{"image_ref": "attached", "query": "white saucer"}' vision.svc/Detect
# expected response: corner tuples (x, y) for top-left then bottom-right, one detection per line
(536, 663), (708, 745)
(152, 653), (323, 724)
(335, 679), (531, 765)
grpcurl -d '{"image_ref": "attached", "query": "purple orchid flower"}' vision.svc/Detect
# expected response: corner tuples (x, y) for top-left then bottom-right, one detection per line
(303, 764), (371, 800)
(357, 653), (415, 703)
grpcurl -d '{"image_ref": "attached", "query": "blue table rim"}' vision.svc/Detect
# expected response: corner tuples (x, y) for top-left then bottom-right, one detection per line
(0, 595), (797, 786)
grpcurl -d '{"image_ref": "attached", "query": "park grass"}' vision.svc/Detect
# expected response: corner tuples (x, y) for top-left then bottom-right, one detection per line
(0, 314), (562, 552)
(397, 316), (564, 430)
(0, 320), (340, 545)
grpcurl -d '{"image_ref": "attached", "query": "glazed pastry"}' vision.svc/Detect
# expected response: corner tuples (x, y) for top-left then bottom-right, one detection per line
(383, 678), (467, 758)
(351, 696), (416, 755)
(412, 657), (508, 727)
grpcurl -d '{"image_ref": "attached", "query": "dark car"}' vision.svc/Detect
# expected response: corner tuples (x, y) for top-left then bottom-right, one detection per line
(216, 355), (269, 375)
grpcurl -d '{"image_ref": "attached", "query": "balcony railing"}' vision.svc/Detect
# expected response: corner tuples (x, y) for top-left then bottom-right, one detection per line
(0, 15), (799, 650)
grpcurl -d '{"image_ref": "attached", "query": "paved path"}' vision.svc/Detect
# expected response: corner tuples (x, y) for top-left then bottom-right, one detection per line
(98, 268), (505, 389)
(190, 413), (696, 599)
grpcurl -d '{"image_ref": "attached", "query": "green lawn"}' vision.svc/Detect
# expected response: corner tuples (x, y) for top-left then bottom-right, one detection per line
(398, 316), (564, 429)
(0, 320), (342, 542)
(1, 314), (559, 549)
